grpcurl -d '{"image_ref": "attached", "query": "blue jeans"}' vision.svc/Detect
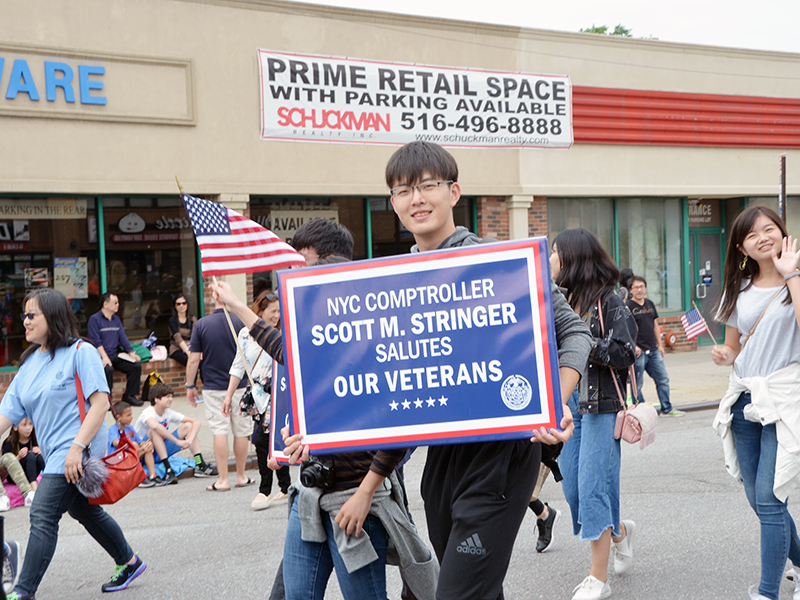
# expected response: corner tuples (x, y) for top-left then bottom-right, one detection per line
(16, 474), (134, 596)
(283, 497), (389, 600)
(559, 389), (621, 541)
(730, 392), (800, 600)
(634, 350), (673, 413)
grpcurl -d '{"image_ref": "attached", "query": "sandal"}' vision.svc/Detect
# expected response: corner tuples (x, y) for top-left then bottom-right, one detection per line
(206, 482), (230, 492)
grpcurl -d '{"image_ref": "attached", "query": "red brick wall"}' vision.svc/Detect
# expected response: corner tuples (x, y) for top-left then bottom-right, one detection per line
(476, 195), (548, 241)
(529, 196), (548, 238)
(660, 315), (698, 353)
(477, 196), (510, 240)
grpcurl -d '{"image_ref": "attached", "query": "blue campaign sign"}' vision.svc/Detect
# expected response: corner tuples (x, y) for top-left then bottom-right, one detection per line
(269, 360), (292, 463)
(276, 237), (562, 454)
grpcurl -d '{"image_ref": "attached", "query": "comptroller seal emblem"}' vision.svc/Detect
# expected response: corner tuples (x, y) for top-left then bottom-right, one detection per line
(501, 374), (532, 411)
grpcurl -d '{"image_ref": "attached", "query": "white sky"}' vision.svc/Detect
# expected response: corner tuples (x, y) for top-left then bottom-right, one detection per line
(289, 0), (799, 54)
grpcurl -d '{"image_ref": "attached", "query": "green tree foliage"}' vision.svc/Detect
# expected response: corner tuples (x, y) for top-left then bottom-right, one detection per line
(580, 23), (634, 37)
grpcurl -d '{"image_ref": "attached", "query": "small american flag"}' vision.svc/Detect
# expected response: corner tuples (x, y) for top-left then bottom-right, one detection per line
(681, 307), (709, 340)
(182, 193), (306, 277)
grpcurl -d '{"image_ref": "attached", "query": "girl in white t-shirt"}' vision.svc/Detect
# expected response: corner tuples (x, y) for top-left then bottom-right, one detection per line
(712, 205), (800, 600)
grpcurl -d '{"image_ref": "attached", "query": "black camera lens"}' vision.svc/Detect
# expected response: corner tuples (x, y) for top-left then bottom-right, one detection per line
(300, 457), (335, 489)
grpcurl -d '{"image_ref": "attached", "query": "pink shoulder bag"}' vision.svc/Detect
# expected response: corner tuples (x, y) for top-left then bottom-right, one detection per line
(596, 299), (658, 449)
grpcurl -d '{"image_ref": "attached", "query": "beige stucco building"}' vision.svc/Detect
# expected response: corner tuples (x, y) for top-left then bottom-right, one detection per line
(0, 0), (798, 371)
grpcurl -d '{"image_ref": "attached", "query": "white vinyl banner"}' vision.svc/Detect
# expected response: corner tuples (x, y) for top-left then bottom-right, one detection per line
(258, 50), (572, 149)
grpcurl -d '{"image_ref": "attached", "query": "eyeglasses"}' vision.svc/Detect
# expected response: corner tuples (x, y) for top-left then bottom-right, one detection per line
(175, 301), (187, 306)
(261, 292), (277, 302)
(20, 312), (42, 322)
(390, 180), (453, 200)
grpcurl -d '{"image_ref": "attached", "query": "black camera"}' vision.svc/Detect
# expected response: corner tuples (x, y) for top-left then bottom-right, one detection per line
(300, 457), (335, 490)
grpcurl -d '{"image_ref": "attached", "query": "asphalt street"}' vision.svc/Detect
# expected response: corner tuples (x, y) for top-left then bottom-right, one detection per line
(3, 405), (797, 599)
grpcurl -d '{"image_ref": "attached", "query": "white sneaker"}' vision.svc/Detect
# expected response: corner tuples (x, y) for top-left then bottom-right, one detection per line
(251, 493), (272, 511)
(748, 584), (770, 599)
(793, 571), (800, 600)
(272, 491), (288, 503)
(3, 540), (21, 594)
(23, 491), (34, 507)
(0, 496), (9, 512)
(572, 575), (611, 600)
(611, 519), (636, 574)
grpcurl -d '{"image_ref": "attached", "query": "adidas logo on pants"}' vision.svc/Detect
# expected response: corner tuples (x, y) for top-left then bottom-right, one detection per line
(456, 533), (487, 555)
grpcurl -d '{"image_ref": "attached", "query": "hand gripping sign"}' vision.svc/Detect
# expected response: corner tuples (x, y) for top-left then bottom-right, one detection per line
(276, 237), (562, 454)
(269, 360), (291, 464)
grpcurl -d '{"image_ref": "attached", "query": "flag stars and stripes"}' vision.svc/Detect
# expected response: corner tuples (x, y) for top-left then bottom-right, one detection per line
(183, 196), (230, 235)
(180, 193), (305, 277)
(680, 307), (709, 340)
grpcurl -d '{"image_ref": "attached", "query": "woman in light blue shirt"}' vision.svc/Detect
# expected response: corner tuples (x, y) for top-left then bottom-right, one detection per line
(0, 289), (146, 600)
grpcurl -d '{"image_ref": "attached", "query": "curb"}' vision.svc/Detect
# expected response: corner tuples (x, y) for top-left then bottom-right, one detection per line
(679, 402), (720, 412)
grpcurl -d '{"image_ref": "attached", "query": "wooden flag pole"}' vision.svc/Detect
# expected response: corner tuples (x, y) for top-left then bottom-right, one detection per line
(691, 301), (720, 349)
(179, 176), (256, 389)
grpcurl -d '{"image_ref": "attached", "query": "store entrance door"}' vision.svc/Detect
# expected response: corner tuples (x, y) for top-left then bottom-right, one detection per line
(689, 231), (724, 345)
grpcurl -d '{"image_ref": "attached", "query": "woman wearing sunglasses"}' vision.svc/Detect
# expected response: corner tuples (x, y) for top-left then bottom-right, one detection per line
(168, 293), (196, 367)
(0, 288), (146, 599)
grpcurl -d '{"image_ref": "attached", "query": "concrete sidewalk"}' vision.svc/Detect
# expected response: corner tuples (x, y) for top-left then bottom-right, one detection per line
(104, 393), (256, 475)
(638, 345), (729, 409)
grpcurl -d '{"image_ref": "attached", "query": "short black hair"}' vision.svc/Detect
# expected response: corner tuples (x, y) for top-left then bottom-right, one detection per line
(619, 268), (634, 289)
(100, 292), (117, 307)
(629, 275), (647, 287)
(149, 382), (174, 404)
(385, 141), (458, 188)
(291, 219), (354, 260)
(113, 401), (131, 418)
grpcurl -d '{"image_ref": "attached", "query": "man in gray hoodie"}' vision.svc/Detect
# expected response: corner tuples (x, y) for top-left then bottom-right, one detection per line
(386, 141), (592, 600)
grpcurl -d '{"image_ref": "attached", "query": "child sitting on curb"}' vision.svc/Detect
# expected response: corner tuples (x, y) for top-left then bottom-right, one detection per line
(2, 418), (44, 491)
(0, 453), (34, 511)
(133, 382), (215, 485)
(108, 401), (158, 487)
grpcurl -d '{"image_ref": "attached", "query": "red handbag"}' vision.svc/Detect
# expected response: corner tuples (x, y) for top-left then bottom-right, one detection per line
(75, 348), (146, 504)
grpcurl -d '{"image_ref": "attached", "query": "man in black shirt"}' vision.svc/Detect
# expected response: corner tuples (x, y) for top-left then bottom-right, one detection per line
(625, 276), (684, 417)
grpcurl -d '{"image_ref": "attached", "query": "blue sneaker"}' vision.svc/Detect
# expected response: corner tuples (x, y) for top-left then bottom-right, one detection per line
(101, 554), (146, 592)
(4, 541), (22, 594)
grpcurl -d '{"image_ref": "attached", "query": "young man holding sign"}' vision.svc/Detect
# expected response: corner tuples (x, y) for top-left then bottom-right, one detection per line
(385, 141), (592, 600)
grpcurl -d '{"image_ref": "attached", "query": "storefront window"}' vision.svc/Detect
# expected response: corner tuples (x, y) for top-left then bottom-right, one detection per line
(102, 197), (199, 345)
(0, 197), (99, 366)
(249, 196), (366, 290)
(369, 197), (473, 258)
(617, 198), (683, 310)
(547, 198), (614, 252)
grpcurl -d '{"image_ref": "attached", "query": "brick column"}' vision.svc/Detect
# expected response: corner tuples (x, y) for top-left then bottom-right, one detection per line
(477, 196), (509, 240)
(528, 196), (548, 238)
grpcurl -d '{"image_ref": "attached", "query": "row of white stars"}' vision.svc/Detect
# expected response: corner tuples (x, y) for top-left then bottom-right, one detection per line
(390, 396), (448, 410)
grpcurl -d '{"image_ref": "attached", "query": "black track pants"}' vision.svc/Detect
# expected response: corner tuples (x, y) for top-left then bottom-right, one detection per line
(421, 439), (540, 600)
